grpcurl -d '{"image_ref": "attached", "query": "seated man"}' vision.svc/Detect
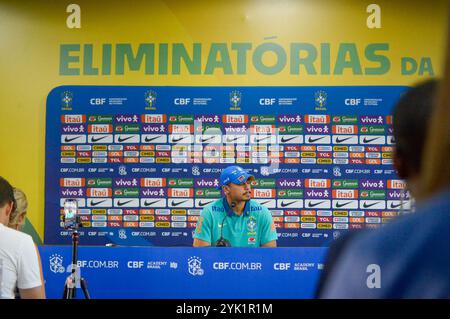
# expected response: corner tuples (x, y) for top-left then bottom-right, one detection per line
(193, 166), (277, 247)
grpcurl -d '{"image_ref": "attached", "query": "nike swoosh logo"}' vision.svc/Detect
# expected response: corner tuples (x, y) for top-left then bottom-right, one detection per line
(308, 136), (326, 143)
(335, 136), (353, 143)
(64, 136), (82, 142)
(280, 201), (298, 208)
(145, 135), (163, 142)
(307, 201), (326, 208)
(144, 200), (161, 206)
(335, 201), (352, 208)
(91, 136), (108, 142)
(117, 200), (133, 206)
(363, 202), (380, 208)
(198, 200), (212, 207)
(118, 136), (136, 142)
(281, 136), (299, 143)
(172, 136), (188, 142)
(363, 137), (380, 143)
(259, 200), (272, 206)
(90, 200), (107, 206)
(226, 136), (243, 142)
(255, 136), (271, 143)
(390, 203), (404, 209)
(171, 200), (188, 207)
(200, 136), (215, 143)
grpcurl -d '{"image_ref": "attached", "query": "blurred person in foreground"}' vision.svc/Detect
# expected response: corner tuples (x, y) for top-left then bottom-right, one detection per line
(318, 37), (450, 297)
(0, 178), (45, 299)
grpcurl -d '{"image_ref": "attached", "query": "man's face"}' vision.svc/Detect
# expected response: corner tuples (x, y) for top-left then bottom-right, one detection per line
(224, 180), (252, 202)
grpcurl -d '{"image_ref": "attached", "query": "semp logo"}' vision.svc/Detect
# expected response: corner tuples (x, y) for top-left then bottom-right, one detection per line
(49, 254), (66, 274)
(229, 90), (242, 110)
(314, 90), (327, 109)
(61, 90), (73, 109)
(188, 256), (204, 276)
(144, 90), (157, 109)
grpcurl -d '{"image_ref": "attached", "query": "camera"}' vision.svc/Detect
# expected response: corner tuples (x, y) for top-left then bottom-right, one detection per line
(63, 199), (81, 230)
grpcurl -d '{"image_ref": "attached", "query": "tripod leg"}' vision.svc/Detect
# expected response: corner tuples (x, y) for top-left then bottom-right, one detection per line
(63, 274), (76, 299)
(80, 277), (91, 299)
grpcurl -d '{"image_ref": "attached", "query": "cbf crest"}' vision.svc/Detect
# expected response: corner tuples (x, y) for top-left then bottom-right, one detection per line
(61, 90), (73, 110)
(229, 90), (242, 110)
(144, 90), (157, 110)
(188, 256), (204, 276)
(247, 216), (257, 233)
(49, 254), (65, 274)
(314, 90), (327, 111)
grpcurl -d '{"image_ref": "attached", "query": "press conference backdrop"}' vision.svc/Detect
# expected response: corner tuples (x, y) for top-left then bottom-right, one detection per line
(39, 246), (327, 299)
(0, 0), (446, 245)
(45, 85), (411, 246)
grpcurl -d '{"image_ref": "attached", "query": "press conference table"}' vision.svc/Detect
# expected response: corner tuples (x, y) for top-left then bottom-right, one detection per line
(38, 246), (327, 299)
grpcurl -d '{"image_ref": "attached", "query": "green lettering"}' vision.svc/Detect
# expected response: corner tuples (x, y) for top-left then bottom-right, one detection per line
(172, 43), (201, 75)
(205, 43), (232, 74)
(231, 43), (252, 74)
(334, 43), (362, 75)
(60, 44), (80, 75)
(102, 44), (111, 75)
(253, 42), (286, 75)
(365, 43), (390, 75)
(290, 43), (317, 74)
(116, 44), (154, 75)
(158, 43), (168, 75)
(83, 44), (99, 75)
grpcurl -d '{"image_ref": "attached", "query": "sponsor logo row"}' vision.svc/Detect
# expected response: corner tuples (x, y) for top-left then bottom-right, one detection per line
(61, 114), (391, 125)
(59, 197), (411, 210)
(60, 134), (395, 145)
(60, 177), (407, 189)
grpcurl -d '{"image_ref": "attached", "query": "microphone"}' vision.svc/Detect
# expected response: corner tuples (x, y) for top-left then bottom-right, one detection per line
(215, 215), (231, 247)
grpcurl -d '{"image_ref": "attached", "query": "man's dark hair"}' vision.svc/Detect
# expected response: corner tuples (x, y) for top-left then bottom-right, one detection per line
(0, 176), (15, 209)
(393, 79), (438, 175)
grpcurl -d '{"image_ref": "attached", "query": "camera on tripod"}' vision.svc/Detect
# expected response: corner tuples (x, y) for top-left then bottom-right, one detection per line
(61, 198), (90, 299)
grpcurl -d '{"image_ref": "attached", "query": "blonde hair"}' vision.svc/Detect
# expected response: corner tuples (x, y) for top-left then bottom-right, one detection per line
(8, 188), (28, 229)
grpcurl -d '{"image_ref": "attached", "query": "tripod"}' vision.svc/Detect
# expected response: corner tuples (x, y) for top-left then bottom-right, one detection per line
(63, 229), (91, 299)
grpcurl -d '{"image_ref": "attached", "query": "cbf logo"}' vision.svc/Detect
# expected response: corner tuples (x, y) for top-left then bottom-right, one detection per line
(49, 254), (65, 274)
(188, 256), (204, 276)
(229, 90), (242, 110)
(144, 90), (157, 110)
(61, 91), (73, 110)
(247, 216), (257, 233)
(314, 90), (327, 110)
